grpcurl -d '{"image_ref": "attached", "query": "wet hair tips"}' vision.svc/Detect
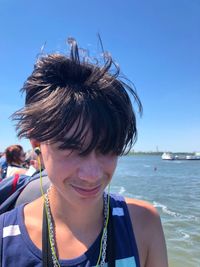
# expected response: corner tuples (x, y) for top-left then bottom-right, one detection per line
(13, 38), (142, 155)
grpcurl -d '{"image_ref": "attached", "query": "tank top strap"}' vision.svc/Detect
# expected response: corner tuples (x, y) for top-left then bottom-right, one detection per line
(108, 193), (141, 267)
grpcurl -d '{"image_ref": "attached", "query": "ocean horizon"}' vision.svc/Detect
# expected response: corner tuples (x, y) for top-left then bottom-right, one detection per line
(110, 155), (200, 267)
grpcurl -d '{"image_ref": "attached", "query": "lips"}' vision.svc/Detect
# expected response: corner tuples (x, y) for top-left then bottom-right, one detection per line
(70, 184), (102, 197)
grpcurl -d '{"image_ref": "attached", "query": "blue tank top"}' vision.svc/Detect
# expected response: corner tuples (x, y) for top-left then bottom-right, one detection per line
(0, 194), (140, 267)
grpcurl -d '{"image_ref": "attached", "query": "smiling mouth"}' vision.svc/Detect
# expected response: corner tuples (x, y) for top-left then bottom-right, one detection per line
(70, 184), (102, 197)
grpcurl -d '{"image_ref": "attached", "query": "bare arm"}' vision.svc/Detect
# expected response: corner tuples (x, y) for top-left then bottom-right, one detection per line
(144, 205), (168, 267)
(126, 198), (168, 267)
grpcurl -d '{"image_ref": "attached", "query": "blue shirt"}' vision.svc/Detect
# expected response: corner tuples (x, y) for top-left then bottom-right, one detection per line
(0, 157), (7, 179)
(0, 194), (140, 267)
(0, 156), (6, 168)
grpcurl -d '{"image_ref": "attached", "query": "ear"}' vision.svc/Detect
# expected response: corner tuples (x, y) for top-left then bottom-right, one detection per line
(30, 139), (40, 149)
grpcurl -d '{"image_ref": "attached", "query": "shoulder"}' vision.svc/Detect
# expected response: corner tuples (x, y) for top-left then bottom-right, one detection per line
(110, 195), (161, 242)
(109, 194), (159, 224)
(1, 205), (22, 222)
(125, 198), (160, 226)
(24, 198), (43, 233)
(125, 198), (168, 267)
(125, 198), (161, 252)
(1, 205), (20, 216)
(0, 205), (40, 266)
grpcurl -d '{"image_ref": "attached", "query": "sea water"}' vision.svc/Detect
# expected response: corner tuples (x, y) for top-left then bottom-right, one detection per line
(111, 155), (200, 267)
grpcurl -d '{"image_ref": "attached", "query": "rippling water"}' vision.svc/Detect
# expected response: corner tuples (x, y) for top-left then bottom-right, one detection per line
(111, 155), (200, 267)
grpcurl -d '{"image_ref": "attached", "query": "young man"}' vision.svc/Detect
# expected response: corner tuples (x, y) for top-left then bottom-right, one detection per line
(0, 38), (168, 267)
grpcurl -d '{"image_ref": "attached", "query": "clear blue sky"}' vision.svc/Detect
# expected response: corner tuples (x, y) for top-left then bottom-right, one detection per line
(0, 0), (199, 153)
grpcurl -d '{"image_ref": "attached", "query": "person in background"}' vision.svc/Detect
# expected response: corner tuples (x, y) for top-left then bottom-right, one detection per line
(5, 144), (27, 177)
(0, 38), (168, 267)
(0, 152), (7, 180)
(25, 149), (43, 176)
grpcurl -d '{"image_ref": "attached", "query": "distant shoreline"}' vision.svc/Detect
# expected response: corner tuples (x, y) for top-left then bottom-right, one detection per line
(128, 151), (196, 156)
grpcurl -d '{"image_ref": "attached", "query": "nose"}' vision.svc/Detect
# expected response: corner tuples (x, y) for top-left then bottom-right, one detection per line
(77, 151), (103, 183)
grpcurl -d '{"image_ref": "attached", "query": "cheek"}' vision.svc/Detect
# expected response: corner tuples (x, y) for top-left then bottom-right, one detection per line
(42, 156), (54, 178)
(40, 147), (57, 178)
(102, 156), (118, 175)
(42, 159), (65, 186)
(41, 153), (76, 181)
(44, 158), (64, 176)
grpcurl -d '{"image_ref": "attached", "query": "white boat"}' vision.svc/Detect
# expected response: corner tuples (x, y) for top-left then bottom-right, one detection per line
(185, 155), (200, 160)
(162, 152), (200, 160)
(161, 152), (175, 160)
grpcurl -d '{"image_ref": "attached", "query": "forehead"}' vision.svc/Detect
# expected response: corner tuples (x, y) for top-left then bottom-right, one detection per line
(50, 120), (94, 149)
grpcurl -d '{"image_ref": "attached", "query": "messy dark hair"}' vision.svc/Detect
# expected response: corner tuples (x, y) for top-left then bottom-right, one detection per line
(5, 145), (24, 165)
(12, 38), (142, 155)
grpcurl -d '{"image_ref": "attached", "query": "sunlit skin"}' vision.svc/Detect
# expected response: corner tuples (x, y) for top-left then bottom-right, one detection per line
(40, 142), (118, 208)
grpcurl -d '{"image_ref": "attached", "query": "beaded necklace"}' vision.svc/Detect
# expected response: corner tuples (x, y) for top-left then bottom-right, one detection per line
(44, 187), (109, 267)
